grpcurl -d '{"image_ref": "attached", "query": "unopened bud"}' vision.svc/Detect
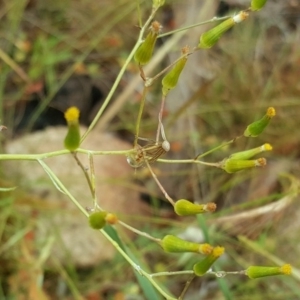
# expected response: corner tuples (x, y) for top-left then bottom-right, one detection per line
(89, 211), (107, 229)
(221, 157), (266, 173)
(251, 0), (268, 11)
(174, 199), (216, 216)
(64, 106), (80, 151)
(134, 21), (161, 65)
(198, 11), (249, 49)
(193, 246), (225, 276)
(162, 46), (189, 96)
(161, 235), (213, 255)
(229, 144), (272, 160)
(244, 107), (276, 137)
(246, 264), (292, 279)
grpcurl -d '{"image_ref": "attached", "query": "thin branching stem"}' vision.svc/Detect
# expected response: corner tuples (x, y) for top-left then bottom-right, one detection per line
(158, 15), (231, 38)
(72, 152), (95, 199)
(0, 148), (135, 161)
(194, 136), (242, 160)
(80, 7), (159, 144)
(37, 161), (176, 300)
(150, 270), (194, 277)
(134, 87), (149, 147)
(118, 220), (161, 243)
(179, 275), (196, 300)
(144, 159), (175, 206)
(158, 158), (221, 168)
(156, 94), (166, 144)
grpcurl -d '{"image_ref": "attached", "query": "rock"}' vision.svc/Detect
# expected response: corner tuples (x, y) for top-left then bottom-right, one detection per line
(4, 126), (148, 267)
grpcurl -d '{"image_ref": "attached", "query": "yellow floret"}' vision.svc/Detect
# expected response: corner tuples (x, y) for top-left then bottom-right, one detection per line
(64, 106), (80, 122)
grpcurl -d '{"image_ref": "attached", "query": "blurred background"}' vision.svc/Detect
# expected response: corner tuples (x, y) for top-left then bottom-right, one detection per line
(0, 0), (300, 299)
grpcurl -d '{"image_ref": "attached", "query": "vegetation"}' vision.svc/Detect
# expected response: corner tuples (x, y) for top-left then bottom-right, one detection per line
(0, 0), (299, 299)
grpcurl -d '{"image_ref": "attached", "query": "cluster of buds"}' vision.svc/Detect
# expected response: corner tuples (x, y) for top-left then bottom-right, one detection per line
(64, 106), (81, 151)
(88, 211), (118, 230)
(221, 106), (275, 173)
(220, 143), (273, 174)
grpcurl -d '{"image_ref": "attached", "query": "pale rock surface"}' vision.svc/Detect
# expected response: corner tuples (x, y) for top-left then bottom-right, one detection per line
(4, 126), (148, 267)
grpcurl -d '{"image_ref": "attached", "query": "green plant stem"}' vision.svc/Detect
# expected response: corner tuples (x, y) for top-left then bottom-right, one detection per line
(144, 159), (175, 206)
(179, 275), (196, 300)
(37, 160), (176, 300)
(158, 15), (231, 38)
(81, 7), (159, 144)
(118, 220), (161, 243)
(156, 94), (166, 144)
(158, 158), (221, 168)
(0, 148), (135, 161)
(72, 152), (95, 200)
(134, 87), (148, 147)
(150, 270), (194, 277)
(194, 136), (242, 160)
(150, 51), (193, 83)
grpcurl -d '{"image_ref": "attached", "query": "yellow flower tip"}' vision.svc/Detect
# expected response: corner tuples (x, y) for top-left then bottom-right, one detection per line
(65, 106), (80, 123)
(212, 246), (225, 258)
(200, 243), (214, 255)
(105, 213), (118, 225)
(205, 202), (217, 212)
(267, 107), (276, 118)
(256, 157), (267, 167)
(263, 143), (272, 151)
(281, 264), (292, 275)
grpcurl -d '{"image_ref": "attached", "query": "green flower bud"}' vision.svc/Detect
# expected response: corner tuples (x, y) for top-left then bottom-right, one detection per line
(153, 0), (165, 9)
(229, 143), (272, 160)
(221, 157), (266, 173)
(88, 211), (108, 230)
(162, 46), (189, 96)
(134, 21), (161, 65)
(251, 0), (268, 11)
(193, 246), (224, 276)
(64, 106), (81, 151)
(244, 107), (276, 137)
(246, 264), (292, 279)
(161, 235), (213, 255)
(174, 199), (216, 216)
(198, 11), (249, 49)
